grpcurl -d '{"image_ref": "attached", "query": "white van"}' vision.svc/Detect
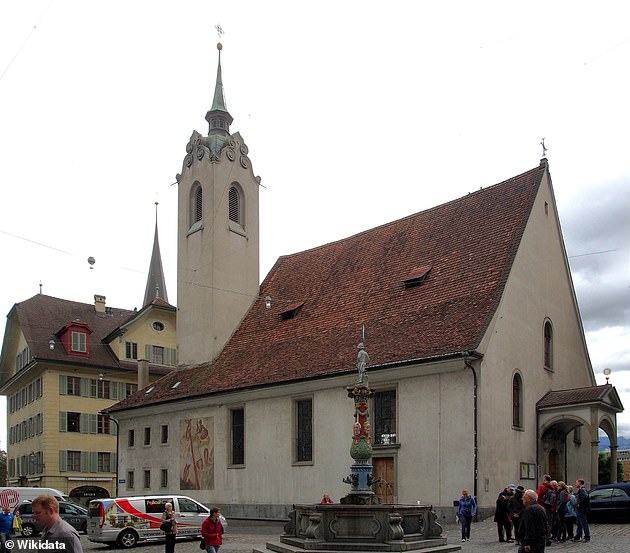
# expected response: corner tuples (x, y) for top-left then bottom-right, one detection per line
(88, 495), (210, 548)
(0, 487), (71, 509)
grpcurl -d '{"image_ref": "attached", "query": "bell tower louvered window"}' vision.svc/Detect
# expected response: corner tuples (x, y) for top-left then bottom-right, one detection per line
(194, 186), (203, 223)
(228, 185), (242, 226)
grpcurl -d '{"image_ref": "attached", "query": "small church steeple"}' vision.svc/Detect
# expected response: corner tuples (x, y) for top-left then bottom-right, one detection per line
(205, 43), (234, 153)
(143, 202), (169, 307)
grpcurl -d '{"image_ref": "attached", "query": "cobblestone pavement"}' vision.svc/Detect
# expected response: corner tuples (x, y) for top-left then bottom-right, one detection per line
(76, 518), (629, 553)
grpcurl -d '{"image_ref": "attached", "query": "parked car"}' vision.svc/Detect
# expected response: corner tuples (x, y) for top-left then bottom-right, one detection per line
(588, 482), (630, 520)
(18, 500), (89, 536)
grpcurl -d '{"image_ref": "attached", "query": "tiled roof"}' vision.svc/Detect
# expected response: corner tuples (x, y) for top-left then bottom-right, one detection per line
(9, 294), (136, 369)
(537, 384), (621, 410)
(111, 162), (547, 411)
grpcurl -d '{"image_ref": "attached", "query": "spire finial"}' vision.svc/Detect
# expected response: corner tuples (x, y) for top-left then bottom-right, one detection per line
(540, 137), (548, 158)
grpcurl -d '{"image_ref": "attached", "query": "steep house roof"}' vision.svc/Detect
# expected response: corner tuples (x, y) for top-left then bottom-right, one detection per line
(111, 161), (549, 411)
(0, 294), (172, 381)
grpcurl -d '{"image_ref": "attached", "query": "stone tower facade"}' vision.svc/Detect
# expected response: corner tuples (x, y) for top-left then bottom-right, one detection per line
(175, 44), (260, 365)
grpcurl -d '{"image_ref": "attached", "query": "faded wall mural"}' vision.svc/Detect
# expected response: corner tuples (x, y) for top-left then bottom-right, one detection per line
(180, 417), (214, 490)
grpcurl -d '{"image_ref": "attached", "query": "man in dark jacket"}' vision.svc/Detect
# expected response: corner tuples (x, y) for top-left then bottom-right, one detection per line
(520, 489), (549, 553)
(509, 486), (525, 544)
(494, 486), (513, 542)
(573, 479), (590, 542)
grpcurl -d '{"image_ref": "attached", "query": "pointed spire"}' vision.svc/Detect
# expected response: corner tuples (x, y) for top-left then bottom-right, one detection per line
(143, 203), (169, 307)
(205, 42), (234, 145)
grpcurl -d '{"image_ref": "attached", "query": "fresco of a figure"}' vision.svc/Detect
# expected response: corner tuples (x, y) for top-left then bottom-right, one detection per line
(180, 417), (214, 490)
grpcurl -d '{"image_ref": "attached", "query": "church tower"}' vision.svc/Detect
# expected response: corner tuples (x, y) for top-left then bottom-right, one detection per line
(143, 203), (169, 307)
(175, 43), (260, 365)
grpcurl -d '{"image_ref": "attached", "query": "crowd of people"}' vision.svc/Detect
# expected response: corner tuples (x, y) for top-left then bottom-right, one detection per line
(458, 474), (592, 551)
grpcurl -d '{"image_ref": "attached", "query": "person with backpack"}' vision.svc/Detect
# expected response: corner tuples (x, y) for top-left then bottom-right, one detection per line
(573, 479), (590, 542)
(536, 474), (555, 546)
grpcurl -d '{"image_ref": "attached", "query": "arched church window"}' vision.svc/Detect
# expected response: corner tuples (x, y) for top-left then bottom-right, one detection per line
(543, 320), (553, 370)
(512, 373), (523, 428)
(194, 185), (203, 223)
(228, 185), (243, 226)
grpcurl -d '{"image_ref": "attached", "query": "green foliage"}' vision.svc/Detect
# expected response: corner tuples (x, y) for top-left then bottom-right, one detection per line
(598, 451), (624, 484)
(0, 450), (6, 486)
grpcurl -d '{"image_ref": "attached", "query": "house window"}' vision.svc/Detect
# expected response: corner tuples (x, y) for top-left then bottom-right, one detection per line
(128, 429), (135, 447)
(228, 186), (244, 226)
(230, 408), (245, 466)
(295, 399), (313, 463)
(543, 320), (553, 370)
(125, 341), (138, 360)
(144, 427), (151, 445)
(67, 376), (81, 396)
(151, 346), (164, 365)
(125, 383), (137, 398)
(97, 379), (110, 399)
(127, 471), (134, 490)
(512, 373), (523, 428)
(374, 390), (397, 445)
(98, 452), (111, 472)
(194, 185), (203, 223)
(161, 425), (168, 444)
(67, 412), (80, 433)
(67, 451), (81, 471)
(71, 331), (87, 352)
(152, 321), (165, 331)
(98, 414), (110, 434)
(161, 469), (168, 488)
(144, 469), (151, 488)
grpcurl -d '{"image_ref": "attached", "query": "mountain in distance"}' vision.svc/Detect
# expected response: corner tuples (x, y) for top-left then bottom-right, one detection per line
(599, 435), (630, 451)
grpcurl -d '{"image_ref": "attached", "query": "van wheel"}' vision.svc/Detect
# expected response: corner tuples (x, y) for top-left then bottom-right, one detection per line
(118, 529), (139, 548)
(21, 524), (37, 537)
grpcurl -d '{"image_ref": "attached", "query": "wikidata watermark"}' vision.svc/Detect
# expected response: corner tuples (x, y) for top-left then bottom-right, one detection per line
(4, 539), (67, 549)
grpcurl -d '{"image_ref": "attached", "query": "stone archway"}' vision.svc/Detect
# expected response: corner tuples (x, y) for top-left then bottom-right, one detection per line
(537, 384), (624, 488)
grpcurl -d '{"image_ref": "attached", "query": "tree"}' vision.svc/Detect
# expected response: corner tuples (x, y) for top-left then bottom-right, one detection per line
(598, 451), (624, 484)
(0, 450), (6, 486)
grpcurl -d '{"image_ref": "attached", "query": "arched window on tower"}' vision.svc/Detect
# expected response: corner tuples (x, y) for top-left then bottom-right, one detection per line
(543, 320), (553, 370)
(228, 185), (243, 227)
(512, 373), (523, 429)
(188, 183), (203, 233)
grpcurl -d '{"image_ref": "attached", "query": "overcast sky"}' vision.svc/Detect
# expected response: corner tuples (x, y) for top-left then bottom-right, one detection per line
(1, 1), (629, 449)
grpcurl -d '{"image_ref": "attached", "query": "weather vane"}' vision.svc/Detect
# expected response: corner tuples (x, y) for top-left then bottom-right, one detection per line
(215, 25), (224, 40)
(540, 137), (548, 158)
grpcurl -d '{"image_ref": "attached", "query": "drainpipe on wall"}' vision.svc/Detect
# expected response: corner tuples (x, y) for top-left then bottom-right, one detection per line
(464, 358), (479, 513)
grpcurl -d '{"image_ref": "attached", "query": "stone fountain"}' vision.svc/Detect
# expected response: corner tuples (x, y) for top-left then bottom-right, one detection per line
(254, 341), (460, 553)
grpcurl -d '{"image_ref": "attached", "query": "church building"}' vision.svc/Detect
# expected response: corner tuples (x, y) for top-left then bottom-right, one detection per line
(108, 44), (623, 520)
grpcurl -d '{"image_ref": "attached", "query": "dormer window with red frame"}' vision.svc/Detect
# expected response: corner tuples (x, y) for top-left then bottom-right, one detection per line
(56, 320), (92, 357)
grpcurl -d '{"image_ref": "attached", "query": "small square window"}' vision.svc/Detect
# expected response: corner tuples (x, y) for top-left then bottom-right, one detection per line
(71, 331), (87, 353)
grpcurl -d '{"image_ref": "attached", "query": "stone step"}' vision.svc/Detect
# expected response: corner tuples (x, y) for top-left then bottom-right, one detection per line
(254, 540), (461, 553)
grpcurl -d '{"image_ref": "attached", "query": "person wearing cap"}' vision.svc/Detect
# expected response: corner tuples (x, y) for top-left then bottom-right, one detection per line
(493, 485), (514, 542)
(509, 485), (525, 545)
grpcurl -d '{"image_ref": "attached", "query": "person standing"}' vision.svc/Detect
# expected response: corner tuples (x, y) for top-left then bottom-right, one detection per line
(509, 486), (525, 545)
(161, 502), (177, 553)
(520, 489), (548, 553)
(0, 507), (14, 553)
(201, 507), (224, 553)
(564, 485), (577, 541)
(553, 481), (568, 541)
(32, 495), (83, 553)
(320, 493), (333, 504)
(493, 486), (513, 542)
(536, 474), (555, 546)
(573, 479), (591, 542)
(456, 489), (477, 542)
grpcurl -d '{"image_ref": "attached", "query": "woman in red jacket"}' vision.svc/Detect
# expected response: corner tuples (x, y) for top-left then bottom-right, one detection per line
(201, 508), (224, 553)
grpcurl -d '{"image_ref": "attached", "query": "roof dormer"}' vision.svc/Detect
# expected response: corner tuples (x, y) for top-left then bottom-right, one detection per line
(56, 320), (93, 357)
